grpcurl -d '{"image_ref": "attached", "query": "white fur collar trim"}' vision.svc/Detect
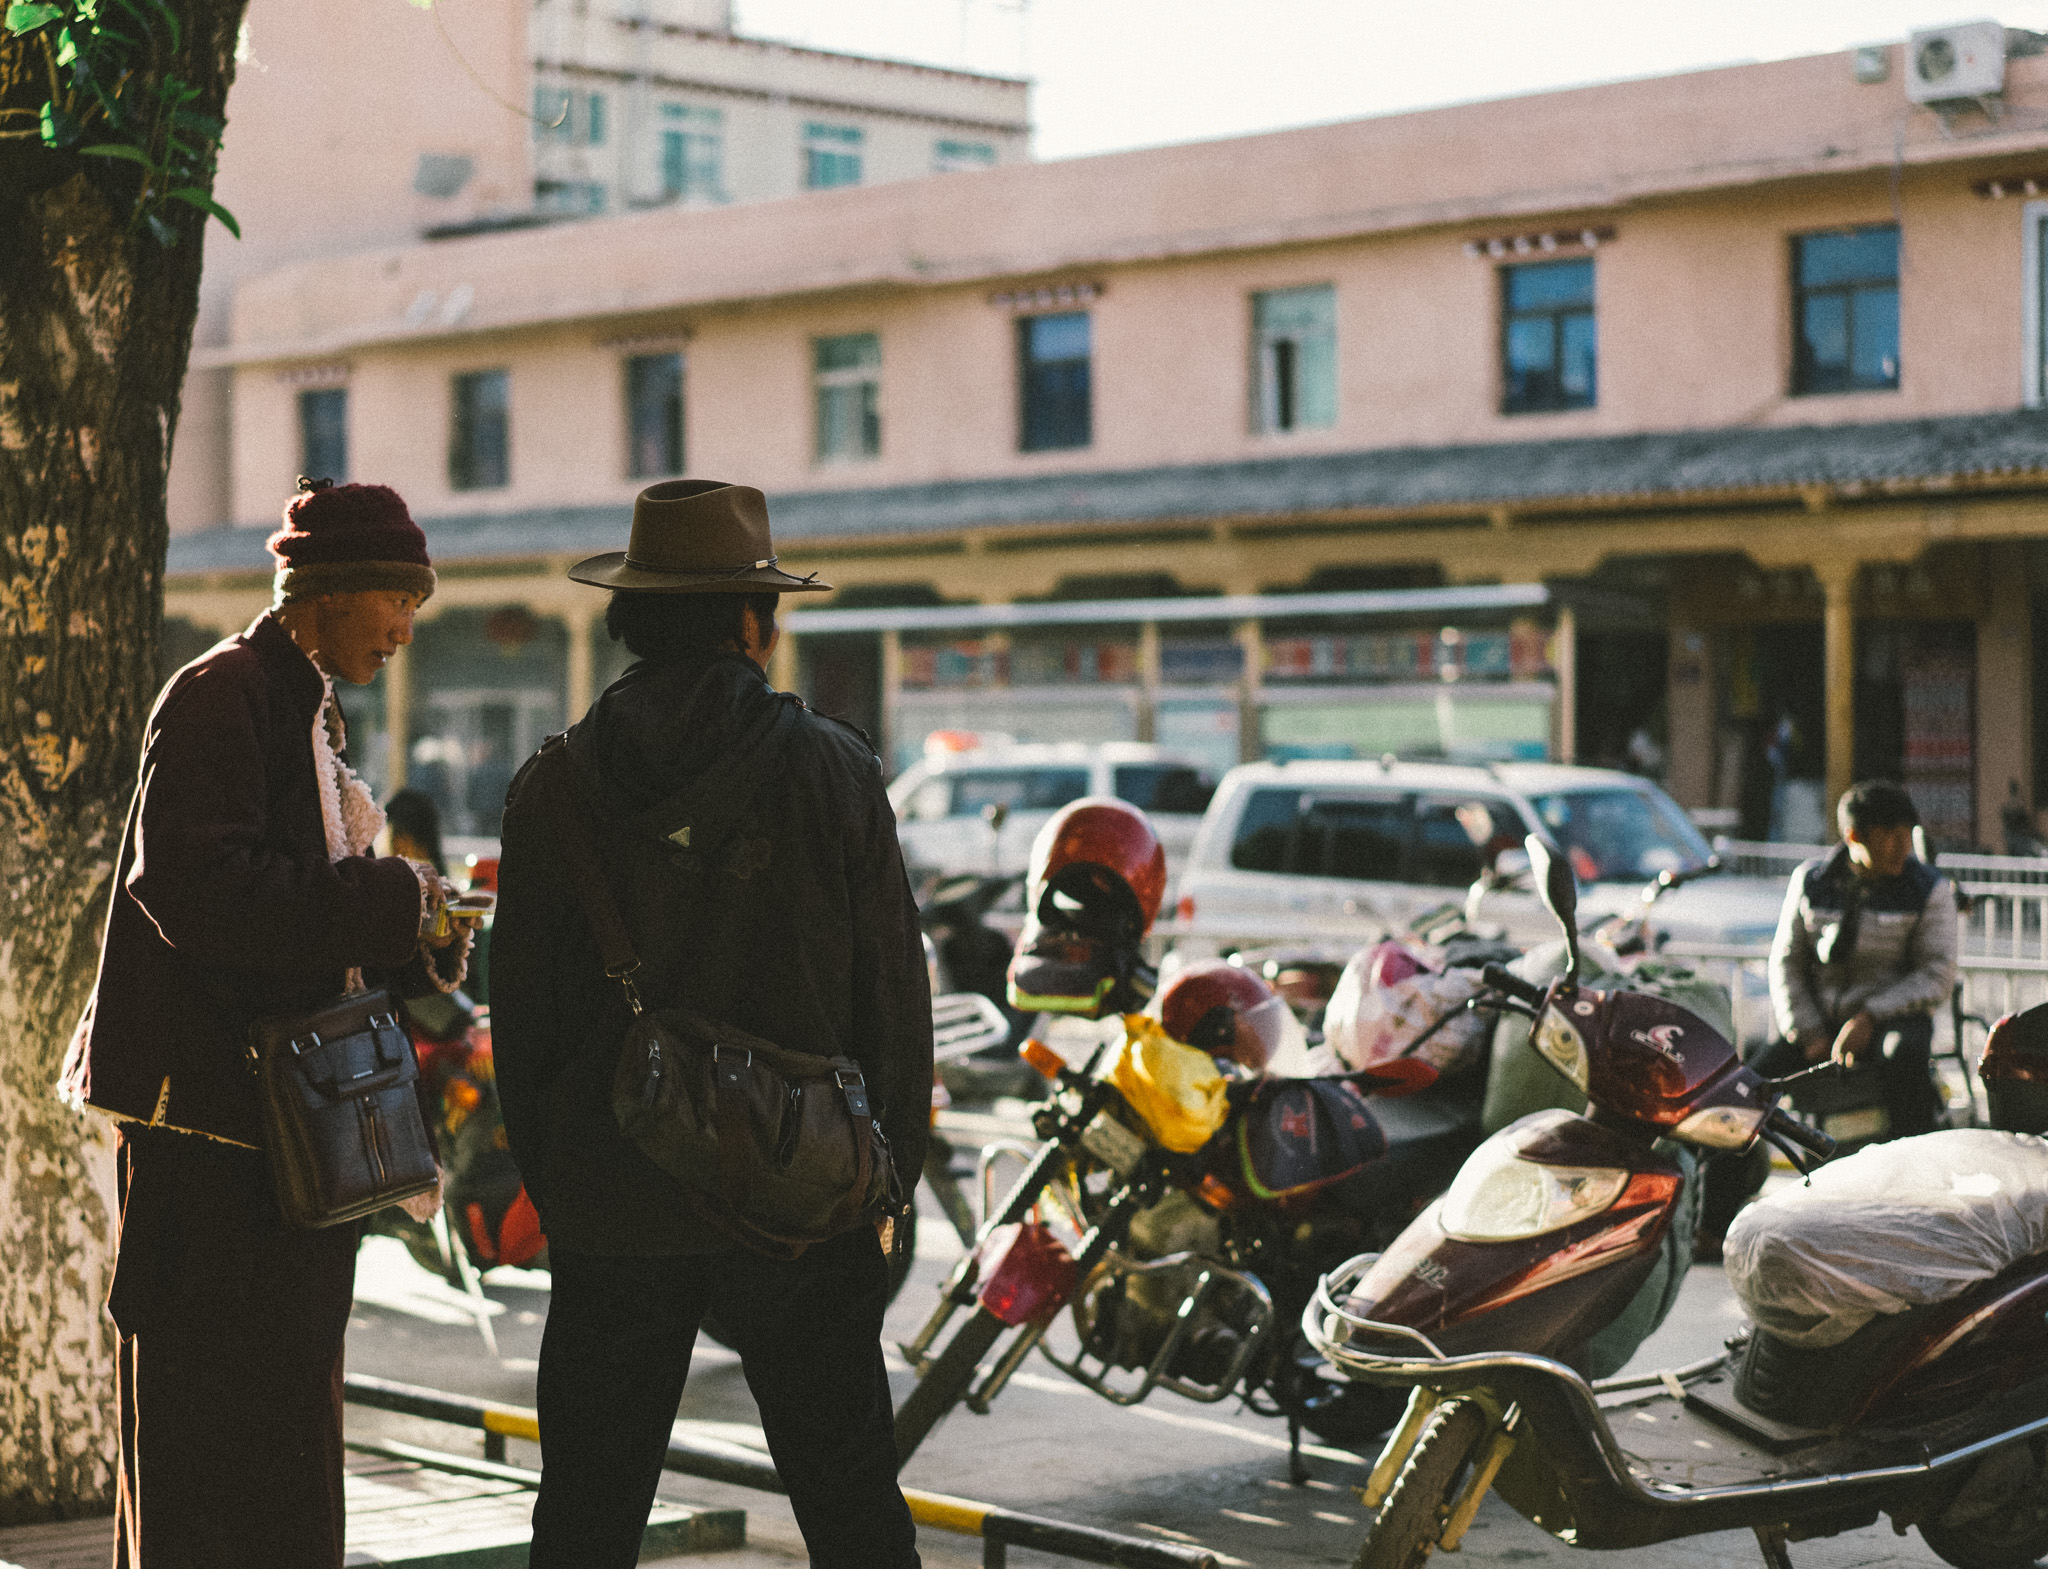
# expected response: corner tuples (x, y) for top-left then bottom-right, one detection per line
(312, 675), (386, 862)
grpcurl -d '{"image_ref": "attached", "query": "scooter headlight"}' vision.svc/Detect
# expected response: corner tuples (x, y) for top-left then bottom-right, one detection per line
(1531, 1006), (1590, 1091)
(1672, 1104), (1766, 1150)
(1439, 1138), (1629, 1241)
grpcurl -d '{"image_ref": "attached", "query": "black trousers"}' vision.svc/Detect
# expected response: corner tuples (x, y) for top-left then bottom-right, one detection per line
(111, 1127), (358, 1569)
(530, 1228), (919, 1569)
(1700, 1013), (1940, 1244)
(1745, 1011), (1940, 1139)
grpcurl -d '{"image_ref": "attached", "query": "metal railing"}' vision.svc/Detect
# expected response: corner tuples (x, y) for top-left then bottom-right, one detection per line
(343, 1373), (1217, 1569)
(1658, 940), (2048, 1112)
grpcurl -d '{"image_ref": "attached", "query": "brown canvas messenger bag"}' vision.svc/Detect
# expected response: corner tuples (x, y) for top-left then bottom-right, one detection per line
(527, 735), (895, 1258)
(245, 988), (438, 1228)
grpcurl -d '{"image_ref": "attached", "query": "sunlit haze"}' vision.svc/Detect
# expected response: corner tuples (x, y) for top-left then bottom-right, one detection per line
(733, 0), (2048, 160)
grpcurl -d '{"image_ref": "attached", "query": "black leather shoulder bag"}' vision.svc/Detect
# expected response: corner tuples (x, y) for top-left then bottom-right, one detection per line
(246, 988), (438, 1228)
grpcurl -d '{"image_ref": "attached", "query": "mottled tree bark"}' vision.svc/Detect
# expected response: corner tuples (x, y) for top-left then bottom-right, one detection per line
(0, 2), (246, 1522)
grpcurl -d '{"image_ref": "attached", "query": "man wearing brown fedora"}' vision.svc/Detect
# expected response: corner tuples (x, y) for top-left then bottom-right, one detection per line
(492, 480), (931, 1568)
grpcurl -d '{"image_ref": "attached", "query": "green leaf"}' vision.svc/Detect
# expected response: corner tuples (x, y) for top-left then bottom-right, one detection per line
(4, 3), (64, 34)
(171, 107), (223, 137)
(79, 139), (153, 166)
(166, 186), (237, 238)
(40, 101), (81, 147)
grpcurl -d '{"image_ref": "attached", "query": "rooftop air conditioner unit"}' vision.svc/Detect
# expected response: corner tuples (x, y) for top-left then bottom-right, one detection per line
(1905, 19), (2007, 103)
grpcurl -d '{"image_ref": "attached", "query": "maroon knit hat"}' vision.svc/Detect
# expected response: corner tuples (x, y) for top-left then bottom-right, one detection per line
(267, 477), (436, 605)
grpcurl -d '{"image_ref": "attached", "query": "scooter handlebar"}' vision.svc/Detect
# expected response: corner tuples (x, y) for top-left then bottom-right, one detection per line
(1764, 1106), (1836, 1162)
(1480, 963), (1545, 1007)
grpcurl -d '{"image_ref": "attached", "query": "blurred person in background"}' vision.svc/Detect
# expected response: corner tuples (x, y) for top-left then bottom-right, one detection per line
(383, 786), (447, 876)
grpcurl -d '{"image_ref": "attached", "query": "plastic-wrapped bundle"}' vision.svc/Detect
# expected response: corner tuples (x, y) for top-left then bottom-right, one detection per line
(1725, 1128), (2048, 1349)
(1322, 940), (1489, 1078)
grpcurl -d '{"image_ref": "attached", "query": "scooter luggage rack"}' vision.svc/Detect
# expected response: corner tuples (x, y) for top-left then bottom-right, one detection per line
(1036, 1249), (1275, 1407)
(1301, 1254), (2048, 1554)
(1306, 1255), (1722, 1397)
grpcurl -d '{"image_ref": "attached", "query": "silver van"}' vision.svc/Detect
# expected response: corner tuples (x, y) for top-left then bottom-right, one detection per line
(889, 742), (1215, 885)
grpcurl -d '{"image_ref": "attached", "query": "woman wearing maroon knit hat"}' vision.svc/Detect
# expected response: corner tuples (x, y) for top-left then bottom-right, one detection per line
(61, 478), (479, 1568)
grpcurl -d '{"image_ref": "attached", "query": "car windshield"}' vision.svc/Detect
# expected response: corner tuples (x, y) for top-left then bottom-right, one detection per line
(953, 768), (1091, 816)
(1113, 764), (1214, 814)
(1528, 788), (1712, 883)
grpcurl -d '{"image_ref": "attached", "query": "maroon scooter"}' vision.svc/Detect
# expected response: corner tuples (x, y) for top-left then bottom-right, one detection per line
(1307, 835), (2048, 1569)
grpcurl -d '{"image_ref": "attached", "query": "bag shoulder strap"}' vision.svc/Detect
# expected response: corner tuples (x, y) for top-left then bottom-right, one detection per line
(529, 735), (644, 995)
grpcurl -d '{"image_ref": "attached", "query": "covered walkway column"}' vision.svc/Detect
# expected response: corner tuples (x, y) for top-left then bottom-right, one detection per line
(1234, 619), (1263, 764)
(385, 640), (411, 792)
(1136, 620), (1161, 743)
(566, 611), (594, 723)
(1551, 604), (1577, 765)
(879, 628), (903, 772)
(1817, 561), (1858, 820)
(770, 625), (798, 695)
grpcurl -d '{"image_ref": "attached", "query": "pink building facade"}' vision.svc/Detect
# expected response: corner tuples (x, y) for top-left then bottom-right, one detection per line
(168, 34), (2048, 850)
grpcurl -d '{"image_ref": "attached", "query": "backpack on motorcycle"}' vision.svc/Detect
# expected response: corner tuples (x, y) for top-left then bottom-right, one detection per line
(1222, 1072), (1393, 1201)
(526, 736), (898, 1259)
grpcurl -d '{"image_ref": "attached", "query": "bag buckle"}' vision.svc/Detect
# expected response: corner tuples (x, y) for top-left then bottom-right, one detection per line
(368, 1012), (397, 1033)
(713, 1043), (754, 1069)
(835, 1067), (871, 1119)
(607, 961), (645, 1017)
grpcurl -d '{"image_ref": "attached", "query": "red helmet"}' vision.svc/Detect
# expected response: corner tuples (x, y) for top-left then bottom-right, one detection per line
(1158, 960), (1304, 1073)
(1025, 797), (1167, 944)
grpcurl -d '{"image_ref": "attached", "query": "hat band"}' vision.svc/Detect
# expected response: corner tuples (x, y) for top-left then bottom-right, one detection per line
(622, 553), (779, 578)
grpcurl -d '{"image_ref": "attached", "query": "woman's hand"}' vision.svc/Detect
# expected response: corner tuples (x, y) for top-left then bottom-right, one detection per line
(399, 1168), (444, 1222)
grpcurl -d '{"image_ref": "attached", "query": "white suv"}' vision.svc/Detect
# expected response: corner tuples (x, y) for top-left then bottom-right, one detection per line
(889, 742), (1215, 884)
(1172, 759), (1786, 952)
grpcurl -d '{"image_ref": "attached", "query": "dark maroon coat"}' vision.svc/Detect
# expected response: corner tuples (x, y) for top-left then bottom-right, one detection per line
(62, 614), (425, 1149)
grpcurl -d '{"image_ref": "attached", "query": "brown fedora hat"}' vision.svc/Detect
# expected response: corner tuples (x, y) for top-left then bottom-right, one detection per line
(568, 480), (832, 594)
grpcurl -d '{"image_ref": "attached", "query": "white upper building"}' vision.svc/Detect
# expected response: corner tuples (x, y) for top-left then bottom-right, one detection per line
(527, 0), (1031, 219)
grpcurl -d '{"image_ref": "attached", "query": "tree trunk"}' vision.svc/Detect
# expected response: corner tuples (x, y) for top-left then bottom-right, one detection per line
(0, 2), (247, 1522)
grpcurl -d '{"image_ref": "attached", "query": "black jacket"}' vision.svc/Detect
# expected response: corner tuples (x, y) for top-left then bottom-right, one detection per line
(490, 650), (932, 1255)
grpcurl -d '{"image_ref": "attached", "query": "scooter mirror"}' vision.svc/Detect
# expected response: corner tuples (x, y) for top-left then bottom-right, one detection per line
(1525, 833), (1581, 981)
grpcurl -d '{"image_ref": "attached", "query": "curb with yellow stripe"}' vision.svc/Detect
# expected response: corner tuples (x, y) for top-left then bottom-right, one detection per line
(347, 1373), (1216, 1569)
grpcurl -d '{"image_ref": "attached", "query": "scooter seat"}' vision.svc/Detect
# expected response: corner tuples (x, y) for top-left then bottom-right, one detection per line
(1726, 1129), (2048, 1351)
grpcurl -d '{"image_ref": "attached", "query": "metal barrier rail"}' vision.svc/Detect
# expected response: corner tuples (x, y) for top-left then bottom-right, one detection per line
(1659, 941), (2048, 1089)
(344, 1373), (1216, 1569)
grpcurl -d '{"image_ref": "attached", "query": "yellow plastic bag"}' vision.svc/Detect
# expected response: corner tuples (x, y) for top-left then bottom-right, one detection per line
(1105, 1014), (1229, 1153)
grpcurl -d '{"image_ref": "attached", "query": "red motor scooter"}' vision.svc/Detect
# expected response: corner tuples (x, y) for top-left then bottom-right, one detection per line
(1308, 836), (2048, 1569)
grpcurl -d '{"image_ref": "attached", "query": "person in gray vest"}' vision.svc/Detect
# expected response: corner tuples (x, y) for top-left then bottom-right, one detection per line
(1761, 779), (1960, 1137)
(491, 480), (930, 1569)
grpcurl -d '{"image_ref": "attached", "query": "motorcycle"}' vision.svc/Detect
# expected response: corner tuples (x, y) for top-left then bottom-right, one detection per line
(368, 990), (546, 1280)
(1309, 837), (2048, 1569)
(891, 798), (1489, 1478)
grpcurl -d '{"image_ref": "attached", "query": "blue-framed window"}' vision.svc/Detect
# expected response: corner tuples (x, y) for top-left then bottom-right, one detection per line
(661, 103), (724, 203)
(804, 122), (863, 189)
(450, 370), (509, 491)
(1253, 285), (1337, 432)
(298, 387), (348, 484)
(814, 333), (881, 462)
(1501, 259), (1596, 413)
(626, 354), (684, 478)
(1019, 312), (1091, 452)
(1793, 225), (1900, 394)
